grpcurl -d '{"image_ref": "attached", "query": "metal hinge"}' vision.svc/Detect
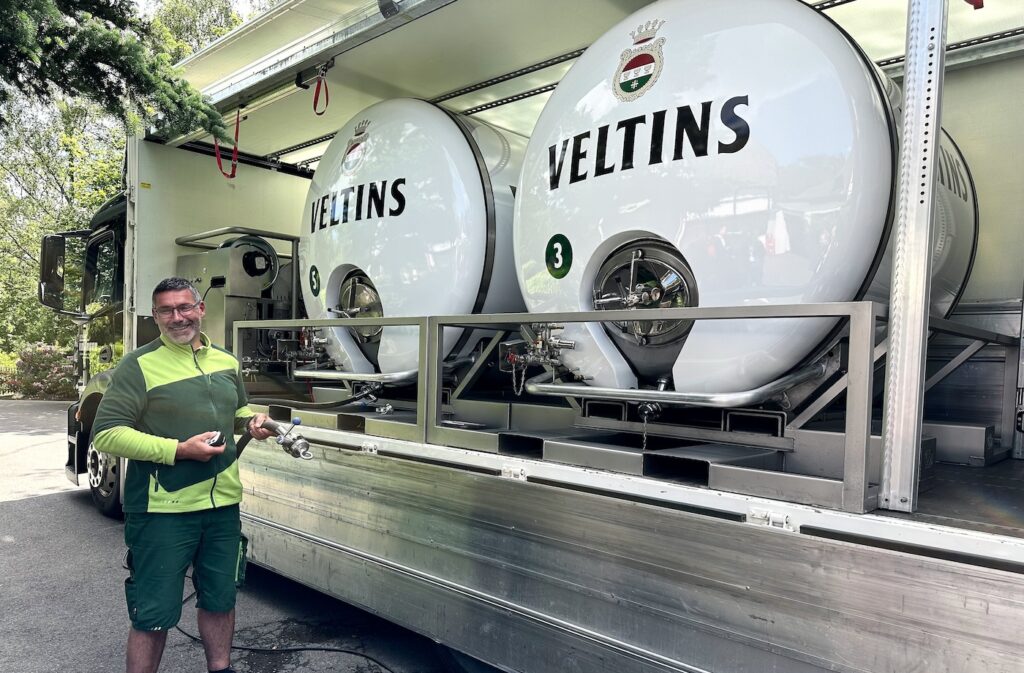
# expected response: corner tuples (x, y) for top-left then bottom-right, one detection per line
(500, 466), (527, 481)
(748, 508), (796, 532)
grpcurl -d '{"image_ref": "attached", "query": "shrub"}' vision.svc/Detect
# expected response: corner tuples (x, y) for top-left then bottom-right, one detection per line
(1, 343), (77, 400)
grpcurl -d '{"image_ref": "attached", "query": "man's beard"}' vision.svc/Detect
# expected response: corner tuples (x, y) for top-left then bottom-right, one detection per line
(161, 318), (200, 345)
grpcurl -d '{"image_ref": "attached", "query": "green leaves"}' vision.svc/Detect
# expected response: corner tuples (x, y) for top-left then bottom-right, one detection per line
(0, 0), (232, 142)
(0, 0), (253, 357)
(0, 97), (121, 354)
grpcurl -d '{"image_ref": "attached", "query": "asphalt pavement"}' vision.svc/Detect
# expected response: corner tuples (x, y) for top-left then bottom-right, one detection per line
(0, 400), (470, 673)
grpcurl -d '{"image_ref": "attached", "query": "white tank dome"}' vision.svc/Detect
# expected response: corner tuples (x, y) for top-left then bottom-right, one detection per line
(513, 0), (977, 393)
(300, 98), (527, 374)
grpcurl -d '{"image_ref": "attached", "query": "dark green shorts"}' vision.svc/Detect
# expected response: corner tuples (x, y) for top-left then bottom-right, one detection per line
(123, 504), (246, 631)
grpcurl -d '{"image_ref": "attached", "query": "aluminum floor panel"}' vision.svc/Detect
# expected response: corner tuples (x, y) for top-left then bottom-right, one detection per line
(883, 459), (1024, 538)
(239, 441), (1024, 673)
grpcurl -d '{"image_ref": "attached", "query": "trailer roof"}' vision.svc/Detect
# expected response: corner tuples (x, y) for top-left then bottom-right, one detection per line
(166, 0), (1023, 172)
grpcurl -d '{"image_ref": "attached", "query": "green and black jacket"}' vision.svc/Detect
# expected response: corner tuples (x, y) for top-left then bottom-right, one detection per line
(92, 333), (254, 514)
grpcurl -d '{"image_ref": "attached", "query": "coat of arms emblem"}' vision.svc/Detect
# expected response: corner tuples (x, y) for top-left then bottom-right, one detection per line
(613, 20), (666, 102)
(342, 120), (370, 173)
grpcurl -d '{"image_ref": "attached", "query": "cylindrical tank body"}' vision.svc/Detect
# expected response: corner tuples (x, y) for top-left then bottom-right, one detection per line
(300, 98), (526, 373)
(514, 0), (977, 393)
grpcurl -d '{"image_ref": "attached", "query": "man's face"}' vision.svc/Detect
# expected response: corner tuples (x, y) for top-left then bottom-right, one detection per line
(153, 288), (205, 345)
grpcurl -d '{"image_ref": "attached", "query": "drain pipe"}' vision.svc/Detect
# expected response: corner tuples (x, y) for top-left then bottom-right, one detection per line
(524, 362), (827, 409)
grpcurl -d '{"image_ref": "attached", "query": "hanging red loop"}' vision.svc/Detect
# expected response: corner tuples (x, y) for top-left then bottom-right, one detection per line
(214, 109), (241, 179)
(313, 64), (330, 116)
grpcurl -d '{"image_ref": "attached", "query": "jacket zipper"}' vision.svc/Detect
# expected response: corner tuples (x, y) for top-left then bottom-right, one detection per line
(194, 346), (220, 508)
(193, 347), (219, 432)
(153, 468), (160, 492)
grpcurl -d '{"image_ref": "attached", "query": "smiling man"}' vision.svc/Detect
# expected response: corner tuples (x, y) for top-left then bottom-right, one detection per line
(92, 277), (275, 673)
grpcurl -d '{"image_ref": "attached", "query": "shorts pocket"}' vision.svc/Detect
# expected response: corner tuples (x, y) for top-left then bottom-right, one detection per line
(235, 533), (248, 589)
(124, 564), (139, 623)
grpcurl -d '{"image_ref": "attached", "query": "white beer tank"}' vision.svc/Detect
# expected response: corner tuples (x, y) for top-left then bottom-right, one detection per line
(514, 0), (977, 394)
(300, 98), (526, 374)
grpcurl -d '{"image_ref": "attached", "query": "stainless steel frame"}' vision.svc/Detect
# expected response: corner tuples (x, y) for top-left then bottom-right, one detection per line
(234, 316), (430, 443)
(427, 302), (884, 513)
(238, 299), (1015, 515)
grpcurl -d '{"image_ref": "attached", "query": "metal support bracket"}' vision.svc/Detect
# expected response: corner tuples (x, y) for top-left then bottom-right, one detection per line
(923, 339), (986, 392)
(789, 338), (889, 430)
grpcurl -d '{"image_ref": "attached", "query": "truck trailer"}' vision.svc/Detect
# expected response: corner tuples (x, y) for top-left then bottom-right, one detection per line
(39, 1), (1024, 671)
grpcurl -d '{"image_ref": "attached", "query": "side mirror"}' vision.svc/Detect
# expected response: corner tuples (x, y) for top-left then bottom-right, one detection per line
(39, 235), (66, 311)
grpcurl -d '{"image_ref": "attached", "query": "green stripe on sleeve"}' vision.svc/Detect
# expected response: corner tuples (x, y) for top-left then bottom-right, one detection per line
(94, 426), (177, 465)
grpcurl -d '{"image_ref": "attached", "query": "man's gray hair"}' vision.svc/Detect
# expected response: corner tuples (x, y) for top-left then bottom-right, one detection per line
(152, 277), (201, 304)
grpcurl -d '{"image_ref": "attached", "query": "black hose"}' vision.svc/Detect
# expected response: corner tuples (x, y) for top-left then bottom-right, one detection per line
(176, 583), (399, 673)
(235, 429), (256, 457)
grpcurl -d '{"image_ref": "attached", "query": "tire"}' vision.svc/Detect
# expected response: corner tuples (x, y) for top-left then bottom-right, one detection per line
(87, 443), (123, 519)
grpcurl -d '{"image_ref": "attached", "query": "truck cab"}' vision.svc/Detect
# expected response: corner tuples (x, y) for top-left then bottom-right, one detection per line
(39, 193), (139, 514)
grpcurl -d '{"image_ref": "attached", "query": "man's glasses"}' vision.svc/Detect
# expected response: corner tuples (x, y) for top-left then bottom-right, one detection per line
(153, 302), (201, 318)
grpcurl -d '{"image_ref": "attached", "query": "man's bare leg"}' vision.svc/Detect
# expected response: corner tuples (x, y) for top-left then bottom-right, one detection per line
(197, 608), (235, 671)
(126, 628), (167, 673)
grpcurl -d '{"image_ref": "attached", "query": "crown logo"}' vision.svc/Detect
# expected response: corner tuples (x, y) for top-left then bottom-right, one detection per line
(630, 19), (665, 45)
(353, 120), (370, 137)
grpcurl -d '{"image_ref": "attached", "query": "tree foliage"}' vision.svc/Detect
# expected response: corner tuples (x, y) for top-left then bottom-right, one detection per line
(151, 0), (243, 64)
(0, 0), (229, 141)
(0, 0), (259, 356)
(0, 97), (122, 352)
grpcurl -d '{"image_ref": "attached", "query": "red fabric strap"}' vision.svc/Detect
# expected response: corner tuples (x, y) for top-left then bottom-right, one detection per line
(213, 109), (241, 179)
(313, 66), (330, 116)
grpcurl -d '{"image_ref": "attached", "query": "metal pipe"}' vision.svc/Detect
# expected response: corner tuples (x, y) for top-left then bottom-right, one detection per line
(525, 363), (827, 409)
(174, 226), (299, 247)
(293, 368), (418, 384)
(249, 386), (378, 409)
(292, 356), (474, 385)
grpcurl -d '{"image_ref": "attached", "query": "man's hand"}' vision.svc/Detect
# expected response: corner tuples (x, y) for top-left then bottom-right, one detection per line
(176, 432), (225, 462)
(247, 413), (275, 441)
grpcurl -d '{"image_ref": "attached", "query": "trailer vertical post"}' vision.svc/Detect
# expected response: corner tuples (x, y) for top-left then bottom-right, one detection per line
(881, 0), (950, 512)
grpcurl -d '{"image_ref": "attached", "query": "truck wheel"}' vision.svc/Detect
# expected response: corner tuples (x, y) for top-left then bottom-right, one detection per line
(87, 444), (123, 519)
